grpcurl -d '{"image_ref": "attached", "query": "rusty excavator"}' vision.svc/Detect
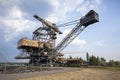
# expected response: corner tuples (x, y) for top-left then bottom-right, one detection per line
(15, 10), (99, 66)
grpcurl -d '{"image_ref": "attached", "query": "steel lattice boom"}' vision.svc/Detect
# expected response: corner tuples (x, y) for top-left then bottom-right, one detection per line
(54, 10), (99, 55)
(54, 23), (84, 54)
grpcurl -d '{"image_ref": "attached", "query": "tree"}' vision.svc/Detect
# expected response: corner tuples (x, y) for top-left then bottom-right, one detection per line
(69, 56), (73, 59)
(97, 56), (100, 66)
(89, 55), (98, 66)
(108, 60), (120, 67)
(108, 60), (116, 66)
(100, 57), (106, 66)
(86, 52), (89, 62)
(115, 61), (120, 67)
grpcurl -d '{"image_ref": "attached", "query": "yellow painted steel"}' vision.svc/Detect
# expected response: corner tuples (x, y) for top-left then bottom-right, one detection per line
(17, 38), (39, 48)
(17, 38), (52, 49)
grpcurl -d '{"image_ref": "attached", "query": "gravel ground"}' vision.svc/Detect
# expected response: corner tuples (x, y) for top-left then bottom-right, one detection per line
(0, 68), (81, 80)
(1, 68), (120, 80)
(20, 68), (120, 80)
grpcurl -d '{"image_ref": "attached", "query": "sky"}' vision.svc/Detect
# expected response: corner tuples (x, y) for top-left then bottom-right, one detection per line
(0, 0), (120, 62)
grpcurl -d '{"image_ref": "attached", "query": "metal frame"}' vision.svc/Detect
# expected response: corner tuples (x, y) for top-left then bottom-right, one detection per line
(15, 10), (99, 66)
(54, 23), (85, 54)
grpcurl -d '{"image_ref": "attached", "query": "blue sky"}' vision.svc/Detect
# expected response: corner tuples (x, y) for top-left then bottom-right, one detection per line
(0, 0), (120, 62)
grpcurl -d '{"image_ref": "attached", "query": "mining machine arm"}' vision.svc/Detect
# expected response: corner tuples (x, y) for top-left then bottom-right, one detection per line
(34, 15), (62, 34)
(54, 10), (99, 55)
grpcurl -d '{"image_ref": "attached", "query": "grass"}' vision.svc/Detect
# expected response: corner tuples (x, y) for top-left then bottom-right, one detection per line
(88, 66), (120, 71)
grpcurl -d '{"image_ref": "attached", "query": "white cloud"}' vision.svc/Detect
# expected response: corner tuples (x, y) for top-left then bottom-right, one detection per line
(47, 0), (84, 23)
(0, 0), (18, 6)
(56, 28), (86, 47)
(47, 0), (101, 23)
(95, 0), (101, 5)
(46, 16), (59, 23)
(72, 37), (86, 46)
(1, 6), (37, 41)
(10, 6), (22, 19)
(77, 0), (101, 15)
(96, 41), (106, 47)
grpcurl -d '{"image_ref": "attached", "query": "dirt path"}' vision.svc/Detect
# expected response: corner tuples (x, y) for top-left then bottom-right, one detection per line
(19, 68), (120, 80)
(0, 68), (80, 80)
(0, 68), (120, 80)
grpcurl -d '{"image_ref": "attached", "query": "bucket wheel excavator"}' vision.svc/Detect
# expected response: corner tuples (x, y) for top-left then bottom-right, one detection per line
(15, 10), (99, 66)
